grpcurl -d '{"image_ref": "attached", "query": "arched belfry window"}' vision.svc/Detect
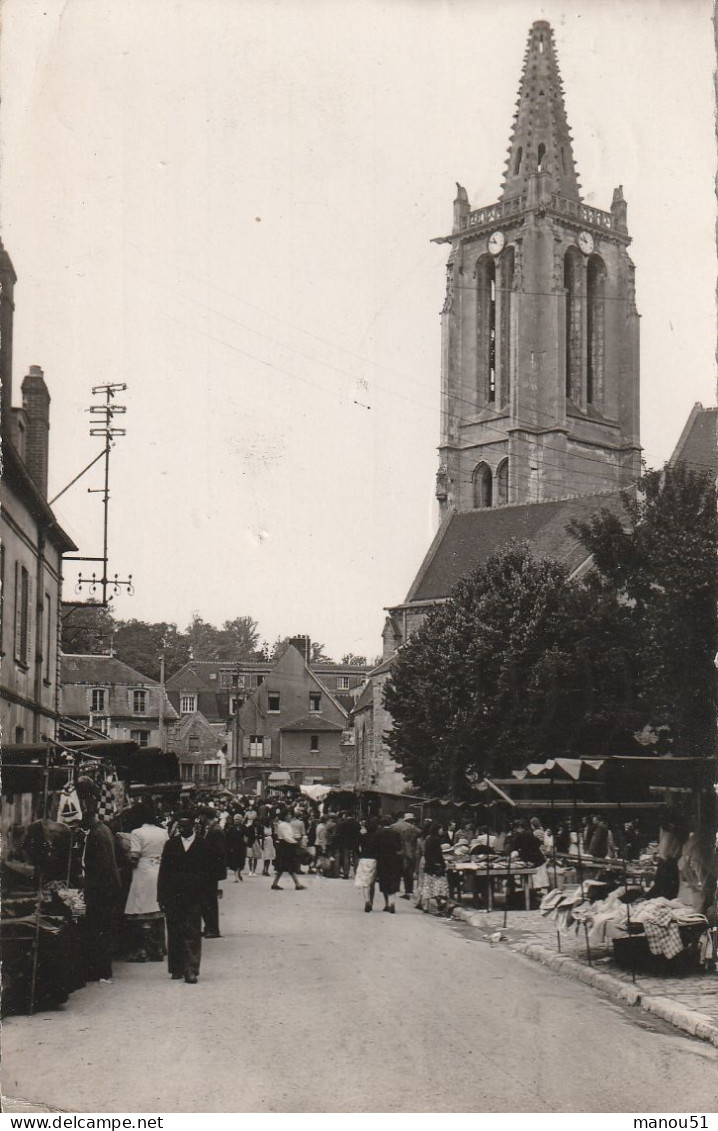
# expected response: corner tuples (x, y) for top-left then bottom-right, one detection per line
(586, 254), (606, 407)
(476, 256), (496, 406)
(473, 463), (492, 509)
(564, 248), (583, 401)
(514, 147), (523, 175)
(496, 459), (509, 505)
(499, 245), (515, 408)
(537, 143), (546, 172)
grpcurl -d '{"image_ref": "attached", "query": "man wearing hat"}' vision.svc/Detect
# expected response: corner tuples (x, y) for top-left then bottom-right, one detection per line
(157, 812), (211, 984)
(390, 812), (421, 900)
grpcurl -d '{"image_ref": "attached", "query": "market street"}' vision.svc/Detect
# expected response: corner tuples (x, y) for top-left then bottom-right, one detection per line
(3, 872), (718, 1114)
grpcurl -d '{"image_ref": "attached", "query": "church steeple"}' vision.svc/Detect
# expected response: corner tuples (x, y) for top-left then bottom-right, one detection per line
(433, 19), (641, 516)
(501, 21), (581, 203)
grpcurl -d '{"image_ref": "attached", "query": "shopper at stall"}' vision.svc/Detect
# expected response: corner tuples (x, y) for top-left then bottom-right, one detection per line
(157, 811), (209, 984)
(355, 817), (379, 912)
(124, 803), (168, 962)
(417, 820), (451, 915)
(509, 820), (546, 867)
(374, 814), (402, 913)
(82, 805), (122, 984)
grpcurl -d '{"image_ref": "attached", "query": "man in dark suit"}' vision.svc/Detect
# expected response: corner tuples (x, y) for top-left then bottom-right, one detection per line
(157, 813), (210, 984)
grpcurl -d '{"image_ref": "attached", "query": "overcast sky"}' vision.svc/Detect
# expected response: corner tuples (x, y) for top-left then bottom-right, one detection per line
(2, 0), (715, 661)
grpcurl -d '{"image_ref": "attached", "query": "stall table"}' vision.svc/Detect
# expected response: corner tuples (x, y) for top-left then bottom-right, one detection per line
(447, 862), (537, 910)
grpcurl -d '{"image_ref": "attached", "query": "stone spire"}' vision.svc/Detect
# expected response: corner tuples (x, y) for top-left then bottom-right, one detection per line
(500, 20), (581, 203)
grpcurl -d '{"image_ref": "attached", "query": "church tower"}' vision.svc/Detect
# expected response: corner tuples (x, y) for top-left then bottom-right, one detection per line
(435, 20), (641, 514)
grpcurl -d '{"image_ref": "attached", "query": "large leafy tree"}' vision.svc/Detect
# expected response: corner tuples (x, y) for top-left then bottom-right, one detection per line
(384, 543), (639, 798)
(571, 464), (717, 758)
(61, 603), (116, 654)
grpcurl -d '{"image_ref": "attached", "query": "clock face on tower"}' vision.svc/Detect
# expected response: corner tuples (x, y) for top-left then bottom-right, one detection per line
(488, 230), (505, 256)
(578, 230), (594, 255)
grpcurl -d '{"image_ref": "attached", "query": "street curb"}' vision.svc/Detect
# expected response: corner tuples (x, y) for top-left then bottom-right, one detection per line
(451, 907), (718, 1050)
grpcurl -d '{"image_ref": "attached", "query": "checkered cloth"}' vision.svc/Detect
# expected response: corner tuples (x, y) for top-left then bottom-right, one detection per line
(642, 917), (684, 959)
(633, 898), (685, 959)
(96, 774), (119, 821)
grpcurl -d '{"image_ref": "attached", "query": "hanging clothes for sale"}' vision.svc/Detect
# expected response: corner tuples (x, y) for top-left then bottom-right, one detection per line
(97, 773), (120, 822)
(57, 785), (83, 827)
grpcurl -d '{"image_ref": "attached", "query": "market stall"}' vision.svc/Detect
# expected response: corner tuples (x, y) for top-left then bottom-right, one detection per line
(1, 739), (180, 1015)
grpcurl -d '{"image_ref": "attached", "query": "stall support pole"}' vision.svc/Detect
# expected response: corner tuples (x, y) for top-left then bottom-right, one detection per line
(572, 792), (592, 966)
(502, 846), (512, 929)
(28, 744), (52, 1015)
(617, 801), (636, 984)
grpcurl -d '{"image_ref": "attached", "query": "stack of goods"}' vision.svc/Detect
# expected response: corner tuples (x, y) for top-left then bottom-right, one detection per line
(540, 885), (710, 970)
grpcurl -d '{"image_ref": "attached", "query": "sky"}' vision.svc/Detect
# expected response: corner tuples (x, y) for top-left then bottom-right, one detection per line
(1, 0), (715, 661)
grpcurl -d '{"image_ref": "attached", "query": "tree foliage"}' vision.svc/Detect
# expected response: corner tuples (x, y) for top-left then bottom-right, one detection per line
(341, 653), (368, 667)
(384, 543), (639, 797)
(570, 464), (717, 757)
(384, 465), (717, 798)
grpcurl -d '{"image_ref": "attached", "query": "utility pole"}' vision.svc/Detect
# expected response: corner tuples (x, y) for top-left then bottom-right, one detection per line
(64, 383), (133, 607)
(158, 651), (166, 752)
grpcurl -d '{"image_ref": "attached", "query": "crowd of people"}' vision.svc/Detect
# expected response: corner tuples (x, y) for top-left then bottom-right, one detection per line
(77, 792), (718, 990)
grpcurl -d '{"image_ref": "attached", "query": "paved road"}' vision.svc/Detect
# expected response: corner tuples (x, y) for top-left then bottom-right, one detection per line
(4, 871), (718, 1113)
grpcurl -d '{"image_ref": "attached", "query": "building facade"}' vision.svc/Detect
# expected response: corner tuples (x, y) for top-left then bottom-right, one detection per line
(233, 644), (348, 792)
(0, 238), (77, 745)
(168, 711), (226, 788)
(60, 654), (178, 748)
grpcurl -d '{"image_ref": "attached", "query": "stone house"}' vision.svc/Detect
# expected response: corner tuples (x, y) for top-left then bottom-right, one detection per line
(59, 654), (177, 748)
(233, 644), (348, 792)
(0, 237), (77, 745)
(169, 711), (226, 788)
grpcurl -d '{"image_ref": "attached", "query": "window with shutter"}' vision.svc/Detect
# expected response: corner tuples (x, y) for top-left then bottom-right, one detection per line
(263, 735), (272, 759)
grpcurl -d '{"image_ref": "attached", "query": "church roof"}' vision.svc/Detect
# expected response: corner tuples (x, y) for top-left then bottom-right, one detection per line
(501, 21), (581, 202)
(403, 492), (626, 604)
(669, 403), (717, 476)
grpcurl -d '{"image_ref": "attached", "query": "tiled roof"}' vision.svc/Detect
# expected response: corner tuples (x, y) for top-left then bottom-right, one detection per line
(279, 714), (345, 733)
(61, 653), (158, 685)
(405, 492), (626, 603)
(669, 404), (718, 475)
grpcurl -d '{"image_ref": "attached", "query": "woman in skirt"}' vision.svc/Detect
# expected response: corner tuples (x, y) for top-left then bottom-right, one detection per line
(271, 808), (306, 891)
(374, 813), (402, 914)
(418, 820), (450, 915)
(260, 818), (276, 876)
(354, 817), (379, 912)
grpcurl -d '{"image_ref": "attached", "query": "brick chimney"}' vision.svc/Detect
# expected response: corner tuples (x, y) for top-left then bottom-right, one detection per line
(288, 635), (311, 663)
(21, 366), (51, 498)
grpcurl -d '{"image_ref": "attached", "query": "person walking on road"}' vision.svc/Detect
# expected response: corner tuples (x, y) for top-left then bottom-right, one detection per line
(271, 808), (307, 891)
(157, 812), (210, 984)
(225, 813), (246, 882)
(374, 814), (402, 913)
(390, 812), (421, 900)
(355, 817), (379, 912)
(260, 818), (276, 876)
(82, 804), (122, 984)
(201, 811), (227, 938)
(124, 804), (168, 962)
(417, 820), (450, 915)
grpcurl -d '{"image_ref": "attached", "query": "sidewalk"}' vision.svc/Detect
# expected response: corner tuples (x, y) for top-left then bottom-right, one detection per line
(451, 903), (718, 1049)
